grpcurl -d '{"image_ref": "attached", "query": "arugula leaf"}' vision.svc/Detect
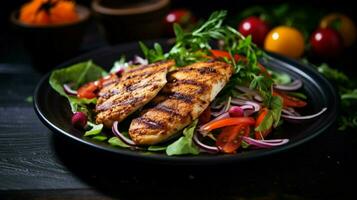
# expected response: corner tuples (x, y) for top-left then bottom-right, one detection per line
(166, 120), (200, 156)
(270, 96), (283, 127)
(108, 137), (130, 148)
(84, 122), (104, 136)
(139, 42), (165, 63)
(270, 70), (292, 84)
(255, 111), (273, 132)
(92, 135), (108, 141)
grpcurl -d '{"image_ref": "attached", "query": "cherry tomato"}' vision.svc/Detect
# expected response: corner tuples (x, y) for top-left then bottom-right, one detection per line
(164, 9), (196, 35)
(216, 124), (250, 153)
(320, 13), (357, 47)
(264, 26), (305, 59)
(238, 16), (270, 47)
(254, 108), (272, 140)
(273, 91), (307, 108)
(310, 28), (343, 58)
(77, 74), (119, 99)
(77, 82), (98, 99)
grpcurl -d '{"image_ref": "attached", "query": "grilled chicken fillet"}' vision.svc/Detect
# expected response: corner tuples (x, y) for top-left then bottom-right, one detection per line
(96, 60), (175, 128)
(129, 61), (233, 145)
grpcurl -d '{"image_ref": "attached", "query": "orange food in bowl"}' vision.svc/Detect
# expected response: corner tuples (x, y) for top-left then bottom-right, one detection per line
(19, 0), (79, 25)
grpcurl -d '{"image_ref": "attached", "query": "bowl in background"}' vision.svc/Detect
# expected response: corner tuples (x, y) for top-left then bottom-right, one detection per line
(92, 0), (170, 44)
(10, 4), (90, 72)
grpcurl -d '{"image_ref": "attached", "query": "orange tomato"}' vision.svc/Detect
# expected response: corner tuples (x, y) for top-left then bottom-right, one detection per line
(19, 0), (78, 25)
(320, 13), (357, 47)
(264, 26), (305, 59)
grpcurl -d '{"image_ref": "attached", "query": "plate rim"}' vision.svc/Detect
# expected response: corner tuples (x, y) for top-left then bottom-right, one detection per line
(33, 41), (339, 165)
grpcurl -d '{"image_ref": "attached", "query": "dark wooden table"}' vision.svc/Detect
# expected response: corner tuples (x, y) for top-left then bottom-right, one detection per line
(0, 23), (354, 200)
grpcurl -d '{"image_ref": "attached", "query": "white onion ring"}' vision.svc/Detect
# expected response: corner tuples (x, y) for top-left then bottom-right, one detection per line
(282, 107), (327, 121)
(63, 84), (77, 96)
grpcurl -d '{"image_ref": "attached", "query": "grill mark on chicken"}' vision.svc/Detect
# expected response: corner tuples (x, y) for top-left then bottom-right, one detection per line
(151, 104), (183, 117)
(133, 117), (165, 129)
(167, 92), (194, 103)
(125, 67), (167, 80)
(171, 79), (208, 94)
(95, 60), (175, 128)
(96, 96), (145, 111)
(179, 66), (217, 74)
(129, 61), (233, 145)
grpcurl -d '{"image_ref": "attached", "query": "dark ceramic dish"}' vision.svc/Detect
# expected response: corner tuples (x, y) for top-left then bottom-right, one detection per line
(92, 0), (170, 44)
(33, 40), (339, 165)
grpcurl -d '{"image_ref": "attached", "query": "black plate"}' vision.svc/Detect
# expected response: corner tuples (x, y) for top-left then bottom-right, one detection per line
(33, 40), (339, 165)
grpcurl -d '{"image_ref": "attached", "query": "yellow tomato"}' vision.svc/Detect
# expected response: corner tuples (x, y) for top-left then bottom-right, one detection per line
(320, 13), (357, 47)
(264, 26), (305, 59)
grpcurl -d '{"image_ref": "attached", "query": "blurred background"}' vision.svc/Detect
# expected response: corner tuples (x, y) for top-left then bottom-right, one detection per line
(1, 0), (356, 70)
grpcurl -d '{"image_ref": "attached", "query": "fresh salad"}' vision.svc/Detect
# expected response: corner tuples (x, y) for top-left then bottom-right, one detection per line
(49, 10), (327, 155)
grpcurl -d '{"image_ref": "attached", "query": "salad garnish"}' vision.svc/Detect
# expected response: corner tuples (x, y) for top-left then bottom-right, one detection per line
(49, 10), (327, 155)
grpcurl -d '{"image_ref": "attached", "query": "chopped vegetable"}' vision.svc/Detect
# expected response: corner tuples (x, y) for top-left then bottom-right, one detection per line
(216, 124), (250, 153)
(273, 91), (307, 108)
(200, 117), (255, 134)
(166, 120), (200, 156)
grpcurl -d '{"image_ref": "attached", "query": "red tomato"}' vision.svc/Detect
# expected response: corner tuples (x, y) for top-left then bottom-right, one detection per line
(238, 16), (270, 46)
(310, 28), (343, 58)
(210, 49), (241, 61)
(77, 82), (98, 99)
(77, 74), (119, 99)
(164, 9), (196, 35)
(273, 91), (307, 108)
(200, 117), (256, 132)
(254, 108), (272, 140)
(216, 124), (250, 153)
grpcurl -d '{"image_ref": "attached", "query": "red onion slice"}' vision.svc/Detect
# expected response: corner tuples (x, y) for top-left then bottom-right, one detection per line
(274, 79), (303, 91)
(282, 107), (327, 121)
(193, 132), (219, 153)
(63, 84), (77, 96)
(231, 98), (261, 115)
(112, 121), (136, 146)
(235, 86), (263, 101)
(241, 136), (289, 148)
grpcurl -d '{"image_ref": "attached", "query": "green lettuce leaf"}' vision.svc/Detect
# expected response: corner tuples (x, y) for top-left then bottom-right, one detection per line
(84, 122), (104, 136)
(49, 60), (107, 118)
(148, 146), (167, 151)
(108, 137), (130, 148)
(166, 120), (200, 156)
